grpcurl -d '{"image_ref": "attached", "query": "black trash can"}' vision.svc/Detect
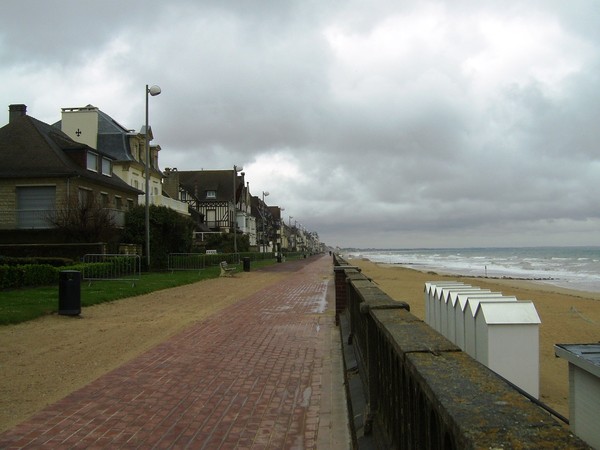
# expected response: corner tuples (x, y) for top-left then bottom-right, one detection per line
(277, 253), (282, 263)
(243, 257), (251, 272)
(59, 270), (81, 316)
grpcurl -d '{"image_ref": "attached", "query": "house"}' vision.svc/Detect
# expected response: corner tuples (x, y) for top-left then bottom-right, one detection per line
(54, 105), (189, 216)
(0, 104), (142, 243)
(268, 206), (285, 254)
(250, 195), (275, 252)
(162, 168), (257, 247)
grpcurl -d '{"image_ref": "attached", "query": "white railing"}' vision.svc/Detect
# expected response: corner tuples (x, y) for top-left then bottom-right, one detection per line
(138, 193), (190, 215)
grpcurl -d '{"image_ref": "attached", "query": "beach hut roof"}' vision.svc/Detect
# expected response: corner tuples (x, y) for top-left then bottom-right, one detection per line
(555, 343), (600, 378)
(476, 301), (541, 325)
(467, 296), (517, 316)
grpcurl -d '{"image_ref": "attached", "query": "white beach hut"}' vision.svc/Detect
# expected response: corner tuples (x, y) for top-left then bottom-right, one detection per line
(445, 288), (491, 344)
(439, 287), (487, 339)
(554, 343), (600, 449)
(474, 301), (541, 398)
(434, 283), (469, 333)
(424, 282), (465, 327)
(464, 296), (517, 358)
(455, 292), (505, 350)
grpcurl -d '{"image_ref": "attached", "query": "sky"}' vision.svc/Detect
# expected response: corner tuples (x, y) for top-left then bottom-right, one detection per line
(2, 1), (600, 249)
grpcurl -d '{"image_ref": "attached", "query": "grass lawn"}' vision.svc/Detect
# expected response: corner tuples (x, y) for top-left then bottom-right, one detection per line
(0, 259), (280, 326)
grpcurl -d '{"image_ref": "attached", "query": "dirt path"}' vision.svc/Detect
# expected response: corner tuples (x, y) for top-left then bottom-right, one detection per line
(0, 271), (285, 432)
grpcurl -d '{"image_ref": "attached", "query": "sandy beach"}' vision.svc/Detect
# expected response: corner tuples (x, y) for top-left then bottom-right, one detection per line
(348, 257), (600, 419)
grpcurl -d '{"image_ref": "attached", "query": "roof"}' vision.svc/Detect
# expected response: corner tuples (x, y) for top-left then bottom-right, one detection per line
(0, 114), (141, 194)
(55, 106), (141, 162)
(177, 170), (237, 203)
(555, 343), (600, 378)
(476, 301), (541, 325)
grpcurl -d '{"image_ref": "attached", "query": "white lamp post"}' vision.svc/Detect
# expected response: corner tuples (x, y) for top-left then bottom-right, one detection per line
(145, 84), (161, 269)
(262, 191), (269, 253)
(233, 164), (243, 259)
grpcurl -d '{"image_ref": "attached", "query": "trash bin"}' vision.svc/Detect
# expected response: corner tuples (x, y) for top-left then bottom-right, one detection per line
(59, 270), (81, 316)
(277, 254), (282, 263)
(243, 257), (251, 272)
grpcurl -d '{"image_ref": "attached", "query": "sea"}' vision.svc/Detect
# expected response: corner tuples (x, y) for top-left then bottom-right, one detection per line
(343, 246), (600, 293)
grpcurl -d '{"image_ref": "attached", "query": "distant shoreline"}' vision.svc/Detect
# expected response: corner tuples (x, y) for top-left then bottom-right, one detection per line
(349, 256), (600, 298)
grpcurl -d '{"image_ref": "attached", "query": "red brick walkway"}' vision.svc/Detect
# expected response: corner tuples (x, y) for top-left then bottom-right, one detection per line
(0, 255), (349, 449)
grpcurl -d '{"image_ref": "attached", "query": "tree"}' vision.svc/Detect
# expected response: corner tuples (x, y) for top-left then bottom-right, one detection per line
(204, 232), (249, 253)
(123, 205), (195, 270)
(48, 194), (117, 242)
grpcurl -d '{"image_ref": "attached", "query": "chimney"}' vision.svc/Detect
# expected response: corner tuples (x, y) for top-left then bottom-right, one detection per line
(9, 104), (27, 123)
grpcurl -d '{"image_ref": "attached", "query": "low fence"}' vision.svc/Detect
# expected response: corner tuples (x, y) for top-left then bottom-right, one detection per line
(333, 254), (589, 449)
(82, 254), (141, 285)
(167, 251), (307, 272)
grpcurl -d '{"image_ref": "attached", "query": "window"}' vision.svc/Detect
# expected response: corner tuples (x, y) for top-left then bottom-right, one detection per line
(206, 190), (216, 199)
(115, 196), (123, 209)
(206, 209), (216, 227)
(127, 199), (134, 210)
(87, 152), (98, 172)
(78, 188), (93, 206)
(100, 193), (109, 207)
(101, 157), (111, 176)
(16, 186), (56, 229)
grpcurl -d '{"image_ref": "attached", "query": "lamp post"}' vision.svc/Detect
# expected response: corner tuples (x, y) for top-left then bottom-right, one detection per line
(288, 216), (293, 252)
(145, 84), (161, 269)
(262, 191), (269, 253)
(278, 207), (285, 261)
(232, 164), (243, 260)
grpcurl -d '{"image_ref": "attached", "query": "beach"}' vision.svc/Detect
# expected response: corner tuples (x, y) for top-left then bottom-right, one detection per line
(2, 258), (598, 433)
(348, 257), (600, 419)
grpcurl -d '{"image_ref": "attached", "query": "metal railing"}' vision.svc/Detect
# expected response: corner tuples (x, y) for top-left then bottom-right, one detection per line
(82, 254), (141, 285)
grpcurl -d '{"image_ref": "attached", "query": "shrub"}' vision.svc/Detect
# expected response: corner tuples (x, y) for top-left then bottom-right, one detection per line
(21, 264), (58, 286)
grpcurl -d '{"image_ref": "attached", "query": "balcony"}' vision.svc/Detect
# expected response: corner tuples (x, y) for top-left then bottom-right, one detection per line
(138, 193), (190, 216)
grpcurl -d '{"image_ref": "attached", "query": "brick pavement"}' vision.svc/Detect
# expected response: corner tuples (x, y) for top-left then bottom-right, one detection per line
(0, 255), (350, 449)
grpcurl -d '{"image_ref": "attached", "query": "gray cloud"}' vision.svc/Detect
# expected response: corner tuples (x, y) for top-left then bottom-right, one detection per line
(2, 1), (600, 248)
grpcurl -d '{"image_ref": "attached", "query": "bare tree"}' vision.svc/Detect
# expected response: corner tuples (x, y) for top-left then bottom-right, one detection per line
(48, 193), (117, 242)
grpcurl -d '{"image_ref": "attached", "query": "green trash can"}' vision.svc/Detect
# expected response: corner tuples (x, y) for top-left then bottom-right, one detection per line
(59, 270), (81, 316)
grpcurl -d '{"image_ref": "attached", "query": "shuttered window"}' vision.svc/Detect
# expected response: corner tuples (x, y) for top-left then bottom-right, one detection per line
(17, 186), (56, 229)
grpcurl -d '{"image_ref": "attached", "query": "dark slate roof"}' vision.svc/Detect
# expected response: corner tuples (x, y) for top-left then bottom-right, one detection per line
(177, 170), (237, 203)
(54, 106), (139, 162)
(0, 114), (142, 194)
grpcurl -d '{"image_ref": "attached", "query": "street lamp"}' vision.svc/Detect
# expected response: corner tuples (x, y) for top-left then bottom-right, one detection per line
(232, 164), (243, 259)
(145, 84), (161, 269)
(262, 191), (269, 253)
(278, 207), (285, 261)
(288, 216), (293, 252)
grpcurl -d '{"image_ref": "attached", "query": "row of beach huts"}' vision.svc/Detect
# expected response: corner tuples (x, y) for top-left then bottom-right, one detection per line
(424, 281), (541, 398)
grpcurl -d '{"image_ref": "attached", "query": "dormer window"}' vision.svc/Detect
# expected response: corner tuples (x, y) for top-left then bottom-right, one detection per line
(87, 151), (98, 172)
(206, 190), (216, 199)
(101, 157), (111, 176)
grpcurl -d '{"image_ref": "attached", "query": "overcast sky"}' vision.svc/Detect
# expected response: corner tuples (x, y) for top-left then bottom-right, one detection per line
(2, 1), (600, 249)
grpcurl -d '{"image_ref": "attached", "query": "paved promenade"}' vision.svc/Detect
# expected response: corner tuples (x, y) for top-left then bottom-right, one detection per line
(0, 255), (350, 449)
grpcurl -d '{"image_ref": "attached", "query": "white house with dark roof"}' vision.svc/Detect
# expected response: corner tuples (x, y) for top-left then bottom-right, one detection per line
(55, 105), (188, 216)
(0, 104), (142, 238)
